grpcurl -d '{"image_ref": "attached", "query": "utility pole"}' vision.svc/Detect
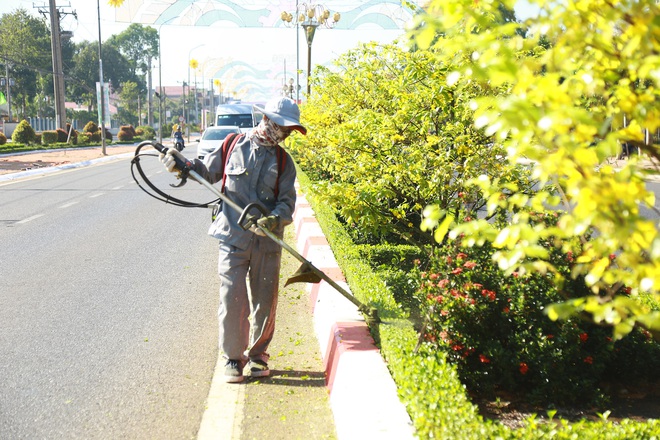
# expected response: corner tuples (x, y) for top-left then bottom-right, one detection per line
(37, 1), (75, 130)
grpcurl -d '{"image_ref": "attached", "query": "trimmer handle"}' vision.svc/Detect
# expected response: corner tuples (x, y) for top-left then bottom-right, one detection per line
(151, 142), (192, 170)
(145, 141), (193, 187)
(237, 202), (270, 231)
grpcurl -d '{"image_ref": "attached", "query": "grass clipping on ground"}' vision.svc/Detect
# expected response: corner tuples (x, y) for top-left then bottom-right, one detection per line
(239, 226), (337, 440)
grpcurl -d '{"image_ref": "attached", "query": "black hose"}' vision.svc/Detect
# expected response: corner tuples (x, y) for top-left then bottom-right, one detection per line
(130, 141), (220, 208)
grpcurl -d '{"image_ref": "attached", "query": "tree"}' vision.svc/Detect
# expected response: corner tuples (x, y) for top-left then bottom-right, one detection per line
(68, 41), (136, 109)
(292, 42), (534, 247)
(0, 8), (52, 119)
(116, 80), (140, 126)
(413, 0), (660, 339)
(106, 24), (159, 125)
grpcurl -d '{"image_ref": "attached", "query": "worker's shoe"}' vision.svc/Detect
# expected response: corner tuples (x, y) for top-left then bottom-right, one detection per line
(224, 359), (245, 383)
(248, 360), (270, 378)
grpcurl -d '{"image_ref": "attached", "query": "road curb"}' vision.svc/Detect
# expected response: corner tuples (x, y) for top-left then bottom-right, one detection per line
(292, 185), (415, 440)
(0, 152), (134, 182)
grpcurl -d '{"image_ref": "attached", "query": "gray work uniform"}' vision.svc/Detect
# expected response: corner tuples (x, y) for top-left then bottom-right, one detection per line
(192, 133), (296, 363)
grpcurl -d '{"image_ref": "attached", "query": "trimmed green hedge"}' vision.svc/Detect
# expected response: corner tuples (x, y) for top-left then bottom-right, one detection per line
(295, 164), (660, 439)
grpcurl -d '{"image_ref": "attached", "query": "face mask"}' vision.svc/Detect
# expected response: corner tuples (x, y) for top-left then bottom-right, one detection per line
(252, 118), (292, 147)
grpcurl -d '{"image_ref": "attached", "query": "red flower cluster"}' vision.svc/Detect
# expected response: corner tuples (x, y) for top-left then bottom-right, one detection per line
(481, 289), (496, 301)
(519, 362), (529, 375)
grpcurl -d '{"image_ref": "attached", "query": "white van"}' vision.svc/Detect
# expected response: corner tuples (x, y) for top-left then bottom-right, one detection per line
(215, 104), (260, 133)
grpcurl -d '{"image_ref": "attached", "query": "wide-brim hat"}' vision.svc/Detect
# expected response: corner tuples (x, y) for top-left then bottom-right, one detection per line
(254, 97), (307, 135)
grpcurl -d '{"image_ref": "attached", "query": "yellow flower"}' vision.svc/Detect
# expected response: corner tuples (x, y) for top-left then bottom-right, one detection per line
(108, 0), (125, 7)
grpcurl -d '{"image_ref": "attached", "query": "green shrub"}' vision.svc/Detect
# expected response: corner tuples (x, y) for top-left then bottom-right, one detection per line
(77, 132), (90, 144)
(83, 121), (98, 133)
(56, 128), (68, 143)
(69, 129), (79, 145)
(0, 131), (6, 145)
(297, 166), (660, 438)
(88, 130), (101, 143)
(118, 125), (134, 141)
(136, 125), (155, 140)
(12, 120), (36, 145)
(42, 131), (58, 145)
(358, 244), (426, 315)
(413, 232), (660, 407)
(65, 123), (77, 144)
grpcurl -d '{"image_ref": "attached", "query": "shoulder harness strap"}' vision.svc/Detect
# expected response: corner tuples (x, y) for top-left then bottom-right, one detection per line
(220, 133), (243, 193)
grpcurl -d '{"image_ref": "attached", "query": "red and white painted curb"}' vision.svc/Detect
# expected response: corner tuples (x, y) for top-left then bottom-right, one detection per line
(293, 185), (415, 439)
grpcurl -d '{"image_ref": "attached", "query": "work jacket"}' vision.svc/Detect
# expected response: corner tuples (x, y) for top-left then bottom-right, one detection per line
(192, 133), (296, 253)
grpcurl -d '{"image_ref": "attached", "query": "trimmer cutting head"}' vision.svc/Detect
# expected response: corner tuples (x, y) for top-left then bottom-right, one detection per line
(285, 263), (323, 286)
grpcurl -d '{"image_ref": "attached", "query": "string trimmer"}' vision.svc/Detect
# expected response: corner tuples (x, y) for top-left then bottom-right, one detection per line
(131, 140), (380, 324)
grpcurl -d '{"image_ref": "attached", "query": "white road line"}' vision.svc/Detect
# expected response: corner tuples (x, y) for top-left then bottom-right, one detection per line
(16, 214), (45, 224)
(113, 186), (124, 190)
(89, 193), (105, 198)
(59, 202), (79, 209)
(197, 355), (244, 440)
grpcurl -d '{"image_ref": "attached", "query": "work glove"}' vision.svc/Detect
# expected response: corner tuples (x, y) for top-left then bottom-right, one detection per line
(253, 215), (279, 236)
(159, 148), (185, 173)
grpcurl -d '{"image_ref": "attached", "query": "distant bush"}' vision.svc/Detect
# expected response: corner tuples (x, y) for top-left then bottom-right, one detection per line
(83, 121), (98, 133)
(77, 132), (90, 144)
(88, 130), (101, 143)
(65, 124), (78, 144)
(118, 125), (135, 141)
(0, 131), (7, 145)
(136, 125), (155, 140)
(42, 131), (58, 145)
(12, 120), (36, 145)
(55, 128), (68, 143)
(69, 130), (79, 145)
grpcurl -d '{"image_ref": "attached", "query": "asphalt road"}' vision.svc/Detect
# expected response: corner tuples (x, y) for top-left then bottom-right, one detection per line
(0, 151), (221, 439)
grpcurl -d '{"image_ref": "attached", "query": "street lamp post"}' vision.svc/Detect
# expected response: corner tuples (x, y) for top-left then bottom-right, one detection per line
(301, 21), (317, 96)
(190, 59), (199, 126)
(282, 78), (295, 99)
(281, 4), (340, 97)
(187, 44), (204, 142)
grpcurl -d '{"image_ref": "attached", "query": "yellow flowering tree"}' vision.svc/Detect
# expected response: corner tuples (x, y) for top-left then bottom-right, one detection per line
(294, 42), (533, 246)
(414, 0), (660, 339)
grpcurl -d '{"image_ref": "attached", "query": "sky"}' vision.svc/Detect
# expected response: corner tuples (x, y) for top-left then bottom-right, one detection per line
(0, 0), (539, 102)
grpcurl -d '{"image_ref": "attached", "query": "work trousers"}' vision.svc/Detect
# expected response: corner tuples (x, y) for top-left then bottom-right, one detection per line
(217, 237), (281, 363)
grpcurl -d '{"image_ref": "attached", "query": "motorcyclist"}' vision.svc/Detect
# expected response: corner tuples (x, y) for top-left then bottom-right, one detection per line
(172, 124), (185, 151)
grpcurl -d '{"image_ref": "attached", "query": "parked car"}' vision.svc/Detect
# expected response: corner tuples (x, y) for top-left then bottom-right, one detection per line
(196, 125), (241, 160)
